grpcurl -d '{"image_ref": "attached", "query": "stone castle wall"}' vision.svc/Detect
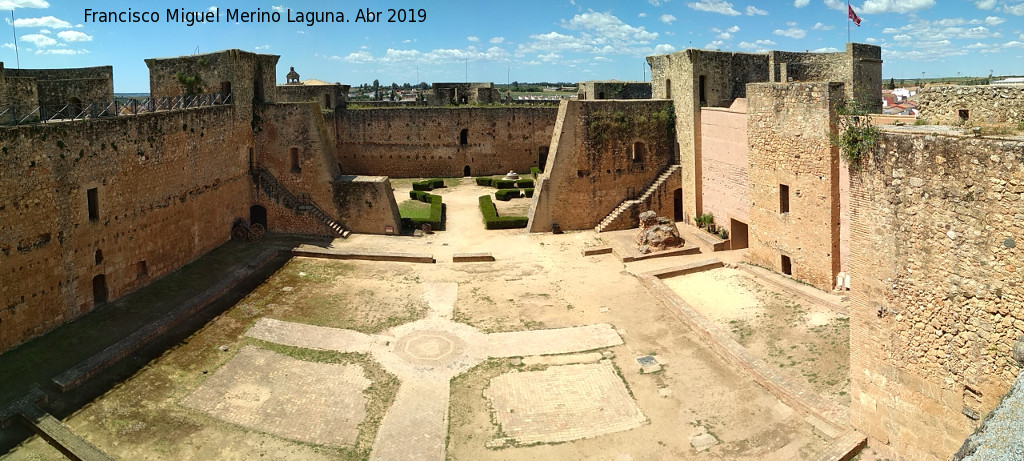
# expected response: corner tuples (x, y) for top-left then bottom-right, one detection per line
(5, 66), (114, 108)
(849, 130), (1024, 459)
(0, 106), (254, 353)
(700, 103), (749, 228)
(335, 106), (557, 178)
(145, 50), (280, 112)
(528, 99), (676, 232)
(917, 85), (1024, 125)
(578, 81), (652, 100)
(746, 82), (843, 291)
(277, 83), (349, 110)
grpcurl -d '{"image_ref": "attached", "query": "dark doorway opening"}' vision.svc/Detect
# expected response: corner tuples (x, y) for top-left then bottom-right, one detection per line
(673, 188), (683, 221)
(92, 274), (108, 304)
(781, 255), (792, 276)
(250, 205), (267, 228)
(538, 146), (549, 171)
(463, 165), (471, 177)
(290, 147), (301, 173)
(68, 97), (83, 118)
(253, 66), (265, 102)
(597, 92), (606, 99)
(459, 128), (468, 146)
(220, 81), (232, 102)
(730, 219), (749, 250)
(665, 79), (672, 99)
(325, 94), (332, 109)
(87, 188), (99, 222)
(698, 75), (707, 106)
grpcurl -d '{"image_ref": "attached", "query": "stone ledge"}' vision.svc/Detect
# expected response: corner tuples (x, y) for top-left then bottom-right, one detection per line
(293, 247), (435, 264)
(646, 259), (725, 278)
(52, 249), (287, 392)
(733, 262), (848, 315)
(810, 430), (868, 461)
(616, 244), (701, 263)
(581, 245), (613, 256)
(452, 253), (495, 263)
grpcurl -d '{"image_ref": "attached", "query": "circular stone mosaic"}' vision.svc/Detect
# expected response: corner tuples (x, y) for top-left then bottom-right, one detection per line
(393, 330), (467, 367)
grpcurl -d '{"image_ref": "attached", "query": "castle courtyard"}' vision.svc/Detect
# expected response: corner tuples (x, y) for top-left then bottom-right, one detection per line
(2, 180), (852, 460)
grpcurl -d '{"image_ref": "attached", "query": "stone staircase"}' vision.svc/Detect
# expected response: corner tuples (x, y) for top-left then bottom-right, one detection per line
(595, 165), (681, 233)
(252, 167), (350, 238)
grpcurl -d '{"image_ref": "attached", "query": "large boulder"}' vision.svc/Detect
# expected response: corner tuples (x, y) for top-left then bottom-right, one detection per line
(636, 211), (683, 254)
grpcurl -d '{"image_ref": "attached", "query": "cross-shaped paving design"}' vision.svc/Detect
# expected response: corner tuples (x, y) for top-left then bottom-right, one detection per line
(244, 282), (625, 461)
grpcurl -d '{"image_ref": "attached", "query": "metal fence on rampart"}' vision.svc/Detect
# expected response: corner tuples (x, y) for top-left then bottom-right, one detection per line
(0, 92), (232, 126)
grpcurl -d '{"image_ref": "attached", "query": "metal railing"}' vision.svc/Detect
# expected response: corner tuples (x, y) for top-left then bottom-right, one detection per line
(0, 92), (233, 126)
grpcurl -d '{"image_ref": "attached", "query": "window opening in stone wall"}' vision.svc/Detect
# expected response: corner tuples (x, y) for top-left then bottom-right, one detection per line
(779, 184), (790, 214)
(538, 146), (549, 171)
(781, 255), (792, 276)
(463, 165), (471, 177)
(290, 147), (301, 173)
(597, 92), (606, 100)
(94, 249), (103, 265)
(632, 142), (646, 162)
(136, 261), (148, 279)
(325, 94), (332, 109)
(250, 205), (267, 228)
(459, 128), (468, 146)
(673, 188), (683, 221)
(248, 147), (254, 171)
(698, 75), (707, 106)
(253, 66), (265, 102)
(220, 81), (232, 101)
(68, 97), (82, 118)
(665, 79), (672, 99)
(958, 109), (969, 122)
(87, 188), (99, 222)
(92, 274), (108, 304)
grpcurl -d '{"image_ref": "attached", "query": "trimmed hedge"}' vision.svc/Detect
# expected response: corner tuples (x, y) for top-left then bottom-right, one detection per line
(427, 178), (445, 188)
(524, 188), (535, 198)
(409, 190), (430, 201)
(515, 179), (534, 188)
(475, 176), (493, 186)
(412, 180), (432, 191)
(530, 166), (541, 178)
(495, 189), (522, 201)
(493, 179), (516, 188)
(478, 195), (528, 230)
(401, 192), (443, 229)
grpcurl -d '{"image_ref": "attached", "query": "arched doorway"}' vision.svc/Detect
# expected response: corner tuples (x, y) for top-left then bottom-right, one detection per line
(459, 128), (468, 146)
(68, 97), (82, 119)
(463, 165), (471, 177)
(92, 274), (108, 304)
(250, 205), (267, 228)
(673, 188), (683, 222)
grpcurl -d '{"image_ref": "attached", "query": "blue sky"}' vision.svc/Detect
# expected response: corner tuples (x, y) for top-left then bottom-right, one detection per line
(1, 0), (1022, 92)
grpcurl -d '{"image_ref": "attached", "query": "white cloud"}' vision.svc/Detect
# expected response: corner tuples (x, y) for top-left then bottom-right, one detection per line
(0, 0), (48, 9)
(38, 28), (49, 34)
(746, 5), (768, 15)
(823, 0), (845, 10)
(1, 42), (15, 49)
(57, 30), (91, 42)
(660, 14), (677, 24)
(271, 5), (283, 11)
(1005, 40), (1024, 48)
(467, 36), (479, 42)
(648, 0), (665, 5)
(594, 56), (612, 61)
(1006, 3), (1024, 15)
(894, 34), (912, 40)
(705, 39), (724, 48)
(35, 48), (88, 55)
(638, 12), (648, 17)
(13, 16), (70, 28)
(19, 33), (55, 47)
(208, 6), (217, 12)
(490, 36), (505, 44)
(254, 44), (270, 50)
(687, 0), (741, 16)
(342, 51), (374, 63)
(813, 47), (840, 52)
(773, 27), (806, 39)
(859, 0), (935, 14)
(726, 25), (740, 33)
(654, 43), (676, 53)
(984, 16), (1005, 25)
(813, 22), (835, 31)
(794, 0), (810, 6)
(538, 52), (561, 62)
(975, 0), (997, 9)
(717, 32), (732, 39)
(738, 39), (776, 51)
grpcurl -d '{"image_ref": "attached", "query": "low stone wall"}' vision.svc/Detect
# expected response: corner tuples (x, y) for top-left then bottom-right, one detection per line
(332, 176), (401, 235)
(917, 85), (1024, 125)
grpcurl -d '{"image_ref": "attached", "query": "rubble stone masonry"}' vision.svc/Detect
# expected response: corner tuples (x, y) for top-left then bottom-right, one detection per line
(917, 85), (1024, 126)
(849, 129), (1024, 459)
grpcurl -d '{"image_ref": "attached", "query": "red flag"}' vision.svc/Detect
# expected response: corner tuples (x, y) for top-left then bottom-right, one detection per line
(848, 5), (862, 26)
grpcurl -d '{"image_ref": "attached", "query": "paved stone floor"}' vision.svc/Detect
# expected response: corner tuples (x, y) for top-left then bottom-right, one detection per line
(181, 346), (370, 447)
(244, 282), (627, 461)
(485, 361), (647, 445)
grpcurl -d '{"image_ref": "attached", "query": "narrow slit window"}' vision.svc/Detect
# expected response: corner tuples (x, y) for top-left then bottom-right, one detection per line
(290, 147), (300, 173)
(779, 184), (790, 214)
(87, 188), (99, 222)
(781, 255), (792, 275)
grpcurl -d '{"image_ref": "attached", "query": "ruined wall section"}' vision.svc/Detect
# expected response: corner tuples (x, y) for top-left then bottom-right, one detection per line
(849, 43), (883, 114)
(746, 82), (842, 291)
(335, 107), (557, 178)
(145, 50), (279, 113)
(578, 81), (652, 100)
(332, 176), (401, 234)
(917, 85), (1024, 125)
(5, 66), (114, 108)
(769, 44), (881, 113)
(528, 99), (675, 231)
(849, 131), (1024, 459)
(277, 83), (350, 110)
(700, 103), (749, 227)
(0, 106), (253, 353)
(255, 102), (342, 236)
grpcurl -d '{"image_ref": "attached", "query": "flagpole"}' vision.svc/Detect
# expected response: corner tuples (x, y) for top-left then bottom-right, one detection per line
(11, 10), (20, 68)
(847, 0), (851, 44)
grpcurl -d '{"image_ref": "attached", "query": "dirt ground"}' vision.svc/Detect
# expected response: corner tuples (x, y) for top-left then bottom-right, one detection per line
(3, 178), (847, 461)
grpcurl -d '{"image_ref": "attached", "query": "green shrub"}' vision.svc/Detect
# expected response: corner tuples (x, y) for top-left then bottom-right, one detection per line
(402, 193), (443, 229)
(475, 177), (493, 186)
(412, 180), (432, 191)
(495, 189), (521, 201)
(493, 179), (516, 188)
(530, 166), (541, 178)
(524, 188), (534, 198)
(478, 195), (528, 229)
(409, 190), (429, 201)
(515, 179), (534, 188)
(427, 178), (445, 188)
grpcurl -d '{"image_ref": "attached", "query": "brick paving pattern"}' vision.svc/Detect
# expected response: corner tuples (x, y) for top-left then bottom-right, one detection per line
(243, 282), (629, 461)
(485, 361), (648, 445)
(182, 346), (370, 447)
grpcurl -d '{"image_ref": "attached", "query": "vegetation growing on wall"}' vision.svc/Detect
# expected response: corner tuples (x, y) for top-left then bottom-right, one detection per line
(175, 71), (204, 96)
(587, 103), (675, 149)
(828, 100), (879, 171)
